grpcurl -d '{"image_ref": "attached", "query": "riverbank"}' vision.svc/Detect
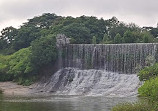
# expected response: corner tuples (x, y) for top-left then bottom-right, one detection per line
(0, 82), (34, 96)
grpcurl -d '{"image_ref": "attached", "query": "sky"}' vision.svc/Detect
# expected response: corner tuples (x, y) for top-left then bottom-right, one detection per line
(0, 0), (158, 31)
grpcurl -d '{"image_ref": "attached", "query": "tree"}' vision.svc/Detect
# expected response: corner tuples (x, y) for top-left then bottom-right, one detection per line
(0, 26), (18, 49)
(92, 36), (96, 44)
(114, 33), (124, 43)
(141, 31), (154, 43)
(11, 13), (61, 51)
(109, 23), (128, 40)
(59, 23), (91, 44)
(101, 33), (111, 44)
(138, 77), (158, 101)
(0, 48), (34, 84)
(24, 13), (60, 29)
(108, 16), (119, 27)
(128, 23), (140, 32)
(123, 30), (137, 43)
(7, 48), (33, 77)
(30, 34), (57, 68)
(12, 26), (41, 50)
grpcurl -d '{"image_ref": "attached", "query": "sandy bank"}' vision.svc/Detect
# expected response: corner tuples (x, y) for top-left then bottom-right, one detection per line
(0, 82), (35, 96)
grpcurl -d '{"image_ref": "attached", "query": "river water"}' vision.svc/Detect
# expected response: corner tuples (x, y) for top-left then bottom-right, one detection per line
(0, 94), (137, 111)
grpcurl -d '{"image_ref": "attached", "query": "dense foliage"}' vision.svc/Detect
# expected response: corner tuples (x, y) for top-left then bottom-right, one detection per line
(138, 63), (158, 81)
(31, 34), (57, 68)
(138, 62), (158, 101)
(138, 77), (158, 101)
(0, 48), (35, 85)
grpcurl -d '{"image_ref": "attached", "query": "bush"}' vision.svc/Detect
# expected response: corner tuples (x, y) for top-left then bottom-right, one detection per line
(7, 48), (33, 77)
(138, 77), (158, 101)
(15, 76), (36, 86)
(0, 35), (57, 85)
(0, 55), (10, 81)
(112, 102), (158, 111)
(138, 63), (158, 81)
(0, 48), (36, 85)
(30, 34), (57, 68)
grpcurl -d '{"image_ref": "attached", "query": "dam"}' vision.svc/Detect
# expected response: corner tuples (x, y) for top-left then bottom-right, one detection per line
(63, 43), (158, 74)
(36, 43), (158, 96)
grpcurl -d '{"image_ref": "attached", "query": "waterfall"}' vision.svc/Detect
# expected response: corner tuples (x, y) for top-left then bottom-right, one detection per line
(37, 68), (139, 97)
(36, 43), (158, 96)
(64, 43), (158, 74)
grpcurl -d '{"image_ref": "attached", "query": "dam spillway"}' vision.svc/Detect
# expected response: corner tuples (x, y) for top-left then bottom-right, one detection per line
(63, 43), (158, 74)
(36, 43), (158, 96)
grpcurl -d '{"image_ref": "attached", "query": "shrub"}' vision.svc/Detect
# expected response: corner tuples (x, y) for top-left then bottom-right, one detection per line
(16, 77), (36, 86)
(30, 34), (57, 68)
(0, 48), (36, 85)
(7, 48), (33, 78)
(112, 102), (157, 111)
(0, 55), (11, 81)
(138, 77), (158, 101)
(138, 63), (158, 81)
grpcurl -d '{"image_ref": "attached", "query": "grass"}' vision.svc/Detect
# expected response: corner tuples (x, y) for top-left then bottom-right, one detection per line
(111, 101), (158, 111)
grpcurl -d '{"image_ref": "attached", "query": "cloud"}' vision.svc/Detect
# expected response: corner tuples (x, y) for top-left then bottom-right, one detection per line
(0, 0), (158, 30)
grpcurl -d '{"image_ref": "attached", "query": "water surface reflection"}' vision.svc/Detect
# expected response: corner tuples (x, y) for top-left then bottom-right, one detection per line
(0, 95), (137, 111)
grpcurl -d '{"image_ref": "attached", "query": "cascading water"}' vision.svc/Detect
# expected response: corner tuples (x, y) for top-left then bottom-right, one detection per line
(36, 43), (158, 96)
(36, 68), (139, 97)
(64, 43), (158, 73)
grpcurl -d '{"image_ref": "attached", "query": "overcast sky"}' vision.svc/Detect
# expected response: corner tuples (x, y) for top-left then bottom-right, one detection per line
(0, 0), (158, 31)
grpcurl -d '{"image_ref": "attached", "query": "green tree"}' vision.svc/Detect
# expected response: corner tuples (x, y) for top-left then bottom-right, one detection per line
(24, 13), (60, 29)
(141, 31), (154, 43)
(11, 13), (61, 51)
(108, 16), (119, 27)
(138, 77), (158, 101)
(109, 23), (127, 39)
(30, 34), (57, 68)
(0, 48), (34, 84)
(138, 63), (158, 81)
(123, 30), (138, 43)
(92, 36), (96, 44)
(7, 48), (33, 78)
(12, 26), (41, 50)
(0, 26), (18, 53)
(101, 33), (110, 44)
(0, 26), (18, 45)
(114, 33), (123, 43)
(59, 23), (91, 44)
